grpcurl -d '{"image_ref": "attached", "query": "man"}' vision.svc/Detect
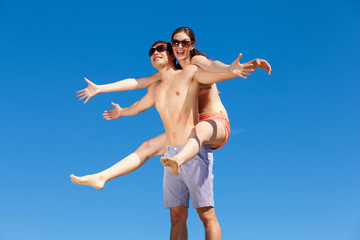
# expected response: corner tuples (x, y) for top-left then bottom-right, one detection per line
(102, 41), (242, 240)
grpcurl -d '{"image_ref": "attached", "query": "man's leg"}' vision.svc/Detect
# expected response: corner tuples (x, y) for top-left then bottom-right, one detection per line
(70, 133), (167, 189)
(170, 206), (188, 240)
(196, 207), (221, 240)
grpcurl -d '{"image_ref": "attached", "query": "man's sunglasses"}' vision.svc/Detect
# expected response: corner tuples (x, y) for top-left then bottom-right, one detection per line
(171, 39), (192, 48)
(149, 45), (167, 57)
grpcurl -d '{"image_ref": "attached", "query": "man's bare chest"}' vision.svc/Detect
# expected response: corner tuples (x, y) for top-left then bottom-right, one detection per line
(155, 79), (189, 102)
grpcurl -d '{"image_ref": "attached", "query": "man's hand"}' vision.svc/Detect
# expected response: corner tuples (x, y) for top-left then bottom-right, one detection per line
(252, 59), (272, 75)
(103, 102), (122, 120)
(229, 53), (254, 79)
(77, 77), (101, 104)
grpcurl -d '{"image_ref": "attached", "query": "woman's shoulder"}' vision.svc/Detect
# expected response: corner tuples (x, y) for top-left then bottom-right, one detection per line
(191, 55), (209, 65)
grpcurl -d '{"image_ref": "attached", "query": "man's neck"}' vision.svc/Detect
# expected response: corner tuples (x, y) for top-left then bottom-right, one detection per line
(157, 65), (178, 80)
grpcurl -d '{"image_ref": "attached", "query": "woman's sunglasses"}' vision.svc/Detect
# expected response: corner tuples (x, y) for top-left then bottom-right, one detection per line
(149, 45), (167, 57)
(171, 39), (192, 48)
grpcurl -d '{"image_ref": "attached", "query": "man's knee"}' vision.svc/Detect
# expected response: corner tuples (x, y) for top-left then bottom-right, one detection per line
(196, 207), (217, 224)
(170, 207), (188, 225)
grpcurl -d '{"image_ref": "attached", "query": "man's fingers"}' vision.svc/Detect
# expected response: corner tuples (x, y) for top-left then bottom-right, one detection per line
(76, 89), (85, 94)
(84, 98), (89, 104)
(242, 63), (254, 68)
(236, 53), (242, 62)
(244, 69), (254, 74)
(77, 92), (87, 98)
(233, 70), (247, 79)
(79, 95), (86, 100)
(239, 69), (253, 75)
(84, 77), (91, 84)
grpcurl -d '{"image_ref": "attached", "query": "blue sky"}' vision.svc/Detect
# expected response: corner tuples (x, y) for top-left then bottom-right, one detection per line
(1, 0), (359, 239)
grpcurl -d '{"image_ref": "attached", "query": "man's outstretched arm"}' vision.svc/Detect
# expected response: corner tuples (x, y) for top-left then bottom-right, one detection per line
(77, 73), (161, 104)
(102, 87), (156, 120)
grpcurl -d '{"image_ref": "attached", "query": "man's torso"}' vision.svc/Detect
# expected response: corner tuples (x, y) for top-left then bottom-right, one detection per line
(150, 65), (200, 145)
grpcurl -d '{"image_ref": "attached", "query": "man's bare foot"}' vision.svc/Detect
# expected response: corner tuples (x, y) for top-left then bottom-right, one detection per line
(160, 157), (180, 176)
(70, 174), (105, 190)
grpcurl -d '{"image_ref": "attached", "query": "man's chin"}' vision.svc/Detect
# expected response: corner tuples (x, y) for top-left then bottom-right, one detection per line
(152, 61), (166, 68)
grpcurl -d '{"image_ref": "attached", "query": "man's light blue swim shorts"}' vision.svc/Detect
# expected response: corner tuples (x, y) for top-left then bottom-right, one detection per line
(163, 145), (214, 209)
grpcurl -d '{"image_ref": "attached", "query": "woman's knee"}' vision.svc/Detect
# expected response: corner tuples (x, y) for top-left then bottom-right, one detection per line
(193, 121), (216, 143)
(136, 134), (166, 157)
(138, 139), (154, 151)
(135, 139), (153, 156)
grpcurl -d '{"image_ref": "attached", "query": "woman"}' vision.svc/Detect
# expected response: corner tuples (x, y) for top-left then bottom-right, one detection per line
(71, 27), (271, 188)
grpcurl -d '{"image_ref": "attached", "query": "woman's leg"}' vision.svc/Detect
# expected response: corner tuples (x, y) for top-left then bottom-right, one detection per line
(70, 133), (167, 190)
(161, 120), (226, 176)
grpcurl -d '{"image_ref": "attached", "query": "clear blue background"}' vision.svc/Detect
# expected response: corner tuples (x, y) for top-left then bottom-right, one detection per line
(1, 0), (359, 239)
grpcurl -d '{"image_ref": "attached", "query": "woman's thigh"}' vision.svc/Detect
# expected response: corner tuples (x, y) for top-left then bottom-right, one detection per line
(194, 120), (226, 148)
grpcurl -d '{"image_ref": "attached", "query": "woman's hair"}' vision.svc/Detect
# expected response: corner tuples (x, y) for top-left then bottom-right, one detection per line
(171, 27), (209, 60)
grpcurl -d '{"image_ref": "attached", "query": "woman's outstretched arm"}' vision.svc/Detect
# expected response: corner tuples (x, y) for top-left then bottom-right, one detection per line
(191, 54), (253, 78)
(191, 54), (271, 78)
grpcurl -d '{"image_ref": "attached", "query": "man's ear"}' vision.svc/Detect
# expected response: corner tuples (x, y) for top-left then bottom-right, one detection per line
(171, 54), (176, 61)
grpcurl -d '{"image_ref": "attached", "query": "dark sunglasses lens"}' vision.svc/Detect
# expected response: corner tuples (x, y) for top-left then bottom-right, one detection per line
(149, 48), (156, 56)
(149, 45), (167, 56)
(156, 45), (166, 52)
(171, 40), (179, 47)
(182, 40), (190, 47)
